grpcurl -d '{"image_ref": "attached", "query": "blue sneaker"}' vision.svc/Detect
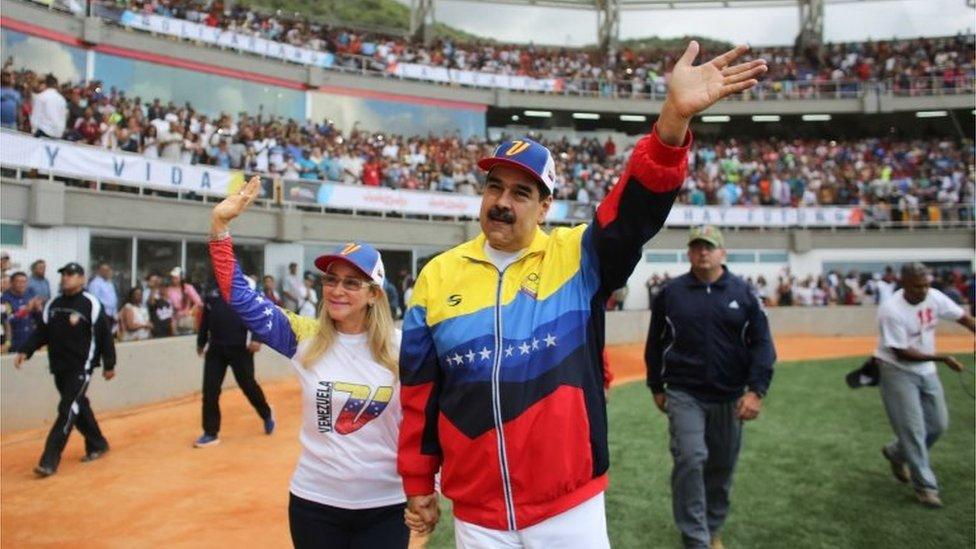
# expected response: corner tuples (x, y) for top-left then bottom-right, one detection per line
(193, 434), (220, 448)
(263, 410), (276, 435)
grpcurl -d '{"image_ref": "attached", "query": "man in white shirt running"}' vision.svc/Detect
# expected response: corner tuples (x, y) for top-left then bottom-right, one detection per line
(874, 262), (974, 508)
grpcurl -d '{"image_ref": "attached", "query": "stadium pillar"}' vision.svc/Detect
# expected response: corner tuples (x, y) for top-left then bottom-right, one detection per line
(597, 0), (620, 52)
(410, 0), (436, 46)
(796, 0), (823, 57)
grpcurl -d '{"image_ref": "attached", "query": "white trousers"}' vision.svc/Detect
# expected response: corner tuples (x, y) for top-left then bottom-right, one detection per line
(454, 492), (611, 549)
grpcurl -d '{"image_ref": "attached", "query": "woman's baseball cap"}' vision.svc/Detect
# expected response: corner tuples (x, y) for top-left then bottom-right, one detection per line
(477, 138), (556, 197)
(314, 242), (385, 286)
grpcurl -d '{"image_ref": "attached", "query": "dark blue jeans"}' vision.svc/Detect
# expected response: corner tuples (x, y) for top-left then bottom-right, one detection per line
(288, 493), (409, 549)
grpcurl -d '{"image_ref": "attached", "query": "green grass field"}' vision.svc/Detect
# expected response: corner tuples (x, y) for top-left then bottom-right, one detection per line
(426, 354), (976, 548)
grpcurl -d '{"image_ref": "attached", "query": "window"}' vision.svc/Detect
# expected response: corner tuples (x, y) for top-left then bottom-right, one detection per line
(137, 239), (181, 286)
(0, 223), (24, 246)
(645, 252), (678, 263)
(758, 252), (789, 263)
(90, 236), (132, 297)
(726, 251), (757, 263)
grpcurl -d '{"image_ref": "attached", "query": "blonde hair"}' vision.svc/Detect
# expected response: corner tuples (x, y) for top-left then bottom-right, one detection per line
(299, 283), (398, 378)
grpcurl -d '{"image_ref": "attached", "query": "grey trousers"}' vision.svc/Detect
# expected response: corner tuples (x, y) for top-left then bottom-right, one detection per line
(666, 388), (743, 549)
(878, 362), (948, 492)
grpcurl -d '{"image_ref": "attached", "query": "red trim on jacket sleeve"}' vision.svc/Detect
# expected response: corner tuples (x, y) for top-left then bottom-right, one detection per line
(209, 237), (236, 302)
(596, 125), (692, 228)
(397, 383), (440, 496)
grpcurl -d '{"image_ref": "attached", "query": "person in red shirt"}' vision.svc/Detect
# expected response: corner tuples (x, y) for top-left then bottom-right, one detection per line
(74, 107), (102, 145)
(362, 156), (382, 186)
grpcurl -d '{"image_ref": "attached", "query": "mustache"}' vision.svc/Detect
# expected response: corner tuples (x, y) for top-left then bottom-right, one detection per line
(488, 207), (516, 224)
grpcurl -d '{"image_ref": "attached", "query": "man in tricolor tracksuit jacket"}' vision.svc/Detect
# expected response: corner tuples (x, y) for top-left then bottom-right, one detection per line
(398, 42), (769, 546)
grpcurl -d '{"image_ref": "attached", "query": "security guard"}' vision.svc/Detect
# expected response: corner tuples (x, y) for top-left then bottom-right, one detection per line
(193, 281), (274, 448)
(645, 226), (776, 549)
(15, 262), (115, 478)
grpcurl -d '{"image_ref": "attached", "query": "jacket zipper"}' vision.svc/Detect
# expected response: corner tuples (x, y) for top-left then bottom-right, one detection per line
(490, 264), (517, 530)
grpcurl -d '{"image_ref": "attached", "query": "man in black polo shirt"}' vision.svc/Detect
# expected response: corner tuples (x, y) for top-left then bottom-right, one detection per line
(193, 281), (274, 448)
(645, 226), (776, 549)
(15, 262), (115, 478)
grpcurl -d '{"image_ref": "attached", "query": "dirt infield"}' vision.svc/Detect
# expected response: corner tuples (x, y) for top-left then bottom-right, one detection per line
(2, 335), (973, 548)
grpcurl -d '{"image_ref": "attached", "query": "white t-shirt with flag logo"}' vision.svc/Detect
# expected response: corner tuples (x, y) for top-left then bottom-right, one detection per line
(874, 288), (964, 375)
(289, 330), (405, 509)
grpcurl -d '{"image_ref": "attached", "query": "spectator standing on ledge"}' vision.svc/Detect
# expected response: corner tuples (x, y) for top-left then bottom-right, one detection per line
(119, 287), (152, 342)
(1, 271), (39, 352)
(28, 260), (51, 304)
(282, 262), (303, 313)
(88, 263), (120, 330)
(875, 263), (975, 509)
(14, 262), (115, 478)
(29, 73), (66, 139)
(166, 267), (202, 335)
(645, 226), (776, 549)
(0, 71), (22, 129)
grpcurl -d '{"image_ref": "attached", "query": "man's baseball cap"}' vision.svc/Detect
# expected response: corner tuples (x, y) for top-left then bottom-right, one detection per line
(477, 138), (556, 197)
(314, 242), (385, 286)
(846, 356), (880, 389)
(58, 262), (85, 275)
(688, 225), (725, 249)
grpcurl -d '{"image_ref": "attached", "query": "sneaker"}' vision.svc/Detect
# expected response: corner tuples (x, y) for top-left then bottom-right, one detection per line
(881, 446), (910, 484)
(33, 465), (56, 478)
(915, 489), (943, 509)
(709, 535), (725, 549)
(193, 434), (220, 448)
(263, 410), (276, 435)
(81, 447), (109, 463)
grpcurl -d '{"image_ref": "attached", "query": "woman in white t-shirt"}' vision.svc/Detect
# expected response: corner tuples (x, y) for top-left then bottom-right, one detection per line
(119, 287), (152, 341)
(207, 177), (412, 548)
(297, 276), (319, 318)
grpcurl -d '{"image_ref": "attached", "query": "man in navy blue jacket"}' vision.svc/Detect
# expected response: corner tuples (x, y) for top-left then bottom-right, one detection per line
(645, 225), (776, 549)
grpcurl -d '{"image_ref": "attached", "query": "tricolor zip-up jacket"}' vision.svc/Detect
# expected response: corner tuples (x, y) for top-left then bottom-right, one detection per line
(398, 127), (691, 530)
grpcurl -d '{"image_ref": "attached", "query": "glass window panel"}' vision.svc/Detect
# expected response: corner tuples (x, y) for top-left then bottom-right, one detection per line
(137, 239), (181, 287)
(0, 223), (24, 246)
(89, 236), (132, 298)
(645, 252), (678, 263)
(94, 53), (304, 121)
(758, 251), (789, 263)
(726, 251), (757, 263)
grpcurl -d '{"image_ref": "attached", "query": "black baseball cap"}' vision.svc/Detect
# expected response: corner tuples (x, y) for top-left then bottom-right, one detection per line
(845, 356), (880, 389)
(58, 262), (85, 275)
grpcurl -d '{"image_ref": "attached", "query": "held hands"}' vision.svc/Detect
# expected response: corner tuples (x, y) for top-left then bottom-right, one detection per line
(211, 175), (262, 235)
(658, 42), (767, 145)
(247, 342), (262, 354)
(405, 493), (440, 534)
(736, 391), (763, 421)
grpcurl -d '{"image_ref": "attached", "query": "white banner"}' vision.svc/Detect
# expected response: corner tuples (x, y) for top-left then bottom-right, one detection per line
(283, 178), (862, 226)
(119, 11), (335, 68)
(666, 205), (862, 227)
(0, 131), (244, 195)
(393, 63), (561, 93)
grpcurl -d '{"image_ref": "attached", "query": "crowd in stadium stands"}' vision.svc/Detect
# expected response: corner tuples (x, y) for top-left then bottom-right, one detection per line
(1, 65), (973, 214)
(101, 0), (975, 96)
(643, 267), (976, 311)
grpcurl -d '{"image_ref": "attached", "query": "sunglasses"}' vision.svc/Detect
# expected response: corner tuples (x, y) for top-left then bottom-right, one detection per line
(322, 273), (374, 292)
